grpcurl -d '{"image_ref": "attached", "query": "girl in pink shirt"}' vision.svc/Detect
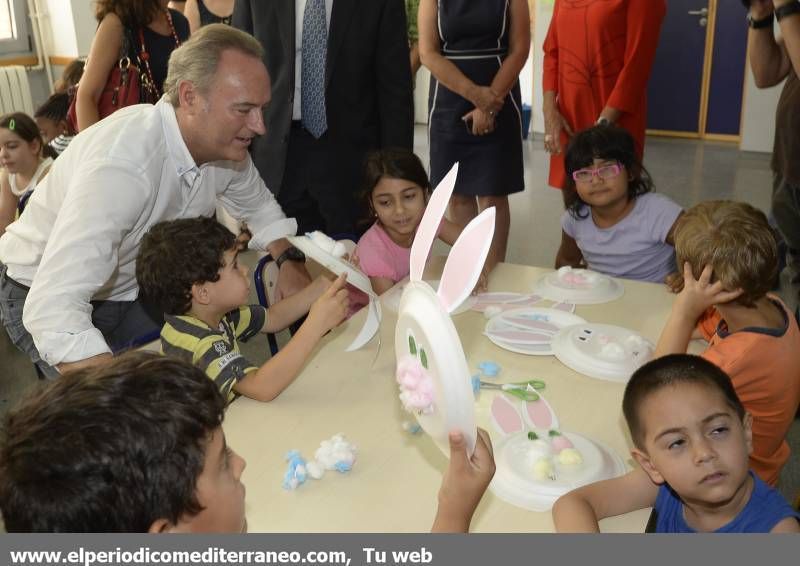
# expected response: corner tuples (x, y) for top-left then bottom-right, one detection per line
(355, 149), (463, 295)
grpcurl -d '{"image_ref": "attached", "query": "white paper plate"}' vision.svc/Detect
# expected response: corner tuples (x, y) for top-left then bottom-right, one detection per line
(395, 282), (477, 454)
(383, 279), (476, 315)
(489, 432), (627, 512)
(484, 308), (587, 356)
(533, 268), (624, 305)
(551, 323), (654, 382)
(288, 235), (374, 297)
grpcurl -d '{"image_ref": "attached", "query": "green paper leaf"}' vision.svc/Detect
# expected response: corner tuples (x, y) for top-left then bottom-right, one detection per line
(420, 348), (428, 369)
(409, 335), (416, 355)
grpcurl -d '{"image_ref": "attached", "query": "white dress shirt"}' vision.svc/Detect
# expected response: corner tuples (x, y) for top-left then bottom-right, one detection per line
(293, 0), (334, 120)
(0, 99), (296, 365)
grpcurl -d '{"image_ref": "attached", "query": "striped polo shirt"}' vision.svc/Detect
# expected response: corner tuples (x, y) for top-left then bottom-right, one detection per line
(161, 305), (267, 403)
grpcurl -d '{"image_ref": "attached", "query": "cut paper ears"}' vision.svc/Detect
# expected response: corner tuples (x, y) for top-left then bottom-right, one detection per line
(490, 389), (560, 435)
(409, 163), (495, 313)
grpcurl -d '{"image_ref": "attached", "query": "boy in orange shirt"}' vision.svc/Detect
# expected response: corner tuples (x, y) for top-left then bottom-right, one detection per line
(656, 200), (800, 486)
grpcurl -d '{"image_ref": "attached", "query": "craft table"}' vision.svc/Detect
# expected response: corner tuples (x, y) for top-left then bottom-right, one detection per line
(223, 259), (677, 532)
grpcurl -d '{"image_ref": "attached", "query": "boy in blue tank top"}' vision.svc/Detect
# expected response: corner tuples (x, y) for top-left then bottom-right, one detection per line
(552, 354), (799, 533)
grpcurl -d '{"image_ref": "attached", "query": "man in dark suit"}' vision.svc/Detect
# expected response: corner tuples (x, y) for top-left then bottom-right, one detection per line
(233, 0), (414, 236)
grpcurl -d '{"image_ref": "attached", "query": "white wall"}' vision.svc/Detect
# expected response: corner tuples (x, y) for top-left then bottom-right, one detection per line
(531, 0), (553, 134)
(41, 0), (77, 56)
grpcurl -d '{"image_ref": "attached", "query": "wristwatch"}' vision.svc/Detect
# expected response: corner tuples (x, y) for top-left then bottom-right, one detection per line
(776, 1), (800, 21)
(596, 116), (610, 127)
(747, 11), (775, 29)
(275, 246), (306, 268)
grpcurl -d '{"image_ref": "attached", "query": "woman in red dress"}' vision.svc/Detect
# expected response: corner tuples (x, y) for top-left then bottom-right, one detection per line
(542, 0), (665, 189)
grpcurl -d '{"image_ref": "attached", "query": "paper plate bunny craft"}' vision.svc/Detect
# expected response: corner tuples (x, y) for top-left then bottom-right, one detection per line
(488, 391), (627, 512)
(287, 231), (381, 351)
(394, 163), (495, 456)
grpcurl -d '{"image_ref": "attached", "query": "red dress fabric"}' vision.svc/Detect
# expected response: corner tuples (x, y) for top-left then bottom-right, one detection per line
(543, 0), (665, 189)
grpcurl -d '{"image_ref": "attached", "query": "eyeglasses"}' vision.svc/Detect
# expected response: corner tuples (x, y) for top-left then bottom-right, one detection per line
(571, 163), (622, 183)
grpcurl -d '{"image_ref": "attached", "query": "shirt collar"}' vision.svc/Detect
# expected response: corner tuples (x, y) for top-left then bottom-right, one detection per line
(157, 98), (200, 182)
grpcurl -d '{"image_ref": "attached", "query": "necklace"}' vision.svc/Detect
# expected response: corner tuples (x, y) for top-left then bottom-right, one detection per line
(137, 8), (182, 98)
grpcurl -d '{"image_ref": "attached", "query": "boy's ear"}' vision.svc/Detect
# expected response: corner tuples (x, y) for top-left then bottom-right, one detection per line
(631, 448), (665, 485)
(742, 412), (754, 456)
(148, 518), (173, 533)
(191, 282), (211, 306)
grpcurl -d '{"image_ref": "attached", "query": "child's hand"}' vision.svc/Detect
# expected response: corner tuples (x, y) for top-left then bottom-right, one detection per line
(473, 267), (489, 294)
(307, 273), (349, 334)
(432, 428), (495, 532)
(674, 263), (743, 320)
(347, 250), (361, 270)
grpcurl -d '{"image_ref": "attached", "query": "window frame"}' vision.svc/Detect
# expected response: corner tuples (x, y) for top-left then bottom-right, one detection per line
(0, 0), (32, 56)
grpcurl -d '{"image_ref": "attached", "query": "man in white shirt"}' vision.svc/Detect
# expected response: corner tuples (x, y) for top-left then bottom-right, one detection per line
(0, 25), (309, 378)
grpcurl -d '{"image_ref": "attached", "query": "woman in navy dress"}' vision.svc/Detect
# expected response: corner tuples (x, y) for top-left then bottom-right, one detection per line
(419, 0), (529, 271)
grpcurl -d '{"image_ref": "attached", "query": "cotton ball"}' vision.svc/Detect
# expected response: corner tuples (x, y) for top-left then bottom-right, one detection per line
(532, 457), (555, 481)
(525, 439), (553, 467)
(557, 448), (583, 466)
(309, 231), (335, 254)
(331, 242), (347, 258)
(306, 460), (325, 480)
(557, 266), (571, 277)
(484, 305), (503, 319)
(600, 342), (625, 360)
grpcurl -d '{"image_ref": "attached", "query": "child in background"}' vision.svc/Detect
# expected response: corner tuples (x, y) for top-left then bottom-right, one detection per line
(0, 113), (57, 235)
(0, 352), (496, 532)
(555, 125), (683, 283)
(553, 354), (800, 533)
(35, 92), (74, 155)
(355, 149), (475, 295)
(655, 201), (800, 486)
(53, 58), (85, 94)
(136, 217), (349, 403)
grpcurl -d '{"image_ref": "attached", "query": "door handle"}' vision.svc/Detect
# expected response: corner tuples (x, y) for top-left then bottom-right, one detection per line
(688, 8), (709, 16)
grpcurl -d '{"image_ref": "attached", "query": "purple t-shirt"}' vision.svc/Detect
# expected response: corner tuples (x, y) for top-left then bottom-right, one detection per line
(561, 193), (682, 283)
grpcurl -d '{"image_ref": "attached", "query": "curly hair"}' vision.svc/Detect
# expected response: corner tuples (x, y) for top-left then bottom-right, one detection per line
(623, 354), (745, 450)
(136, 216), (236, 315)
(673, 200), (777, 307)
(0, 351), (226, 532)
(563, 125), (654, 219)
(94, 0), (163, 26)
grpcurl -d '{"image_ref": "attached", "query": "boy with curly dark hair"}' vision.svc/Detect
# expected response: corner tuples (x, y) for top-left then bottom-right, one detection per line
(136, 216), (348, 403)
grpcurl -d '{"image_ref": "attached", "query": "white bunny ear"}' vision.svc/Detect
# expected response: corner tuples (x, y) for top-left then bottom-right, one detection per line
(490, 394), (524, 436)
(409, 163), (459, 282)
(438, 207), (495, 313)
(522, 393), (560, 431)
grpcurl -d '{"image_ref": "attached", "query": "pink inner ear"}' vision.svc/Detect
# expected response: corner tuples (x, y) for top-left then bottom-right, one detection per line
(525, 399), (554, 429)
(409, 164), (458, 282)
(438, 208), (495, 313)
(491, 394), (523, 435)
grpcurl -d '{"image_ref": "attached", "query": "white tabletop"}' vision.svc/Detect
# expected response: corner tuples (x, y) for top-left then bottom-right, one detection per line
(224, 260), (677, 532)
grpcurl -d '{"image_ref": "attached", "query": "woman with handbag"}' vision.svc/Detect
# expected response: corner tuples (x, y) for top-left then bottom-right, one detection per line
(75, 0), (189, 132)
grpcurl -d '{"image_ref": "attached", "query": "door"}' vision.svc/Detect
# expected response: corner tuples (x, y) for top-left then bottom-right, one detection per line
(646, 0), (748, 139)
(647, 0), (709, 135)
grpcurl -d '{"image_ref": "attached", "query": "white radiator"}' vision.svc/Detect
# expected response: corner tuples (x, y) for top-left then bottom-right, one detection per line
(0, 65), (34, 116)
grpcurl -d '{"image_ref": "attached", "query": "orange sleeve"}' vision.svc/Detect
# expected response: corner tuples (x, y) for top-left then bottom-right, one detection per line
(696, 307), (721, 342)
(606, 0), (666, 114)
(542, 0), (560, 93)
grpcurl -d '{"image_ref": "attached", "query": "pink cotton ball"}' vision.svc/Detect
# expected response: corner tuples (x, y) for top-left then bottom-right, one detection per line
(397, 370), (420, 389)
(418, 376), (435, 396)
(551, 434), (574, 452)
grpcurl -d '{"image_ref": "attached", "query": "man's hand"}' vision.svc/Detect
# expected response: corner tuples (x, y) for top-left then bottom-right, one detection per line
(432, 428), (495, 533)
(274, 259), (312, 302)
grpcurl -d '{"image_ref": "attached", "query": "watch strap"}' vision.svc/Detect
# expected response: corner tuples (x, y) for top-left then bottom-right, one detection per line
(748, 12), (775, 29)
(275, 246), (305, 268)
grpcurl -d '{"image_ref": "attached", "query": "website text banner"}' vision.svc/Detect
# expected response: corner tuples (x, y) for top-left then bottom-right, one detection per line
(1, 534), (798, 566)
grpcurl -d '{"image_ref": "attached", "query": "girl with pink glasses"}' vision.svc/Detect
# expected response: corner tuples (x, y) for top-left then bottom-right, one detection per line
(554, 125), (683, 284)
